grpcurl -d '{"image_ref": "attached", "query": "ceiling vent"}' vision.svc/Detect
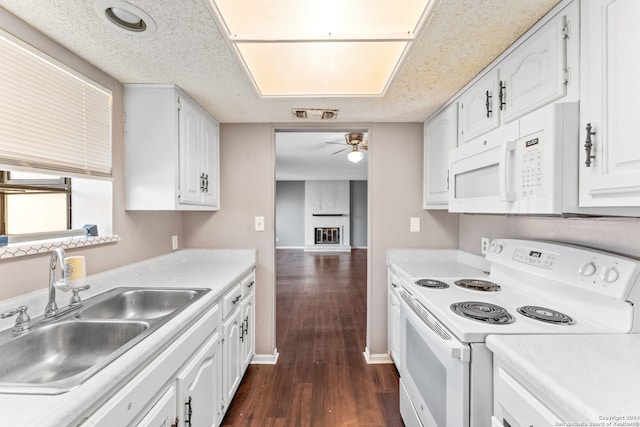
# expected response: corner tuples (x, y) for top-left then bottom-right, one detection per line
(291, 108), (338, 120)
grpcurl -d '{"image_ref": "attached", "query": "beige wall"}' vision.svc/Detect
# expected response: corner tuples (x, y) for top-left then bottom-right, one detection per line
(183, 123), (276, 356)
(0, 9), (183, 301)
(184, 122), (460, 357)
(459, 215), (640, 259)
(368, 123), (459, 355)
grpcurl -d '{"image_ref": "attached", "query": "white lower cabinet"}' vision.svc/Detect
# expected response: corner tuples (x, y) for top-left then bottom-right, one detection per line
(176, 331), (222, 427)
(222, 305), (243, 407)
(221, 270), (255, 412)
(84, 271), (257, 427)
(240, 276), (256, 370)
(388, 277), (401, 369)
(136, 385), (177, 427)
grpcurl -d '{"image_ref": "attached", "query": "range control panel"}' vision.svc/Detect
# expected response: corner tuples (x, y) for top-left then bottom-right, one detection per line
(486, 239), (640, 300)
(513, 246), (556, 269)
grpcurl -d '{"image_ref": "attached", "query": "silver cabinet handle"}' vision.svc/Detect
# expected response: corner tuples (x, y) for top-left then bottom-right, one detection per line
(584, 123), (596, 167)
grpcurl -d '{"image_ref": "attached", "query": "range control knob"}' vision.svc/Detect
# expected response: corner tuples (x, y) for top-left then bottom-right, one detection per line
(578, 261), (597, 277)
(601, 266), (620, 283)
(492, 243), (503, 254)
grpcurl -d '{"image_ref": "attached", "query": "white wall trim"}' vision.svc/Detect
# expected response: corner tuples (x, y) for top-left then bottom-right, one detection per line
(275, 246), (305, 250)
(362, 347), (393, 364)
(250, 348), (280, 365)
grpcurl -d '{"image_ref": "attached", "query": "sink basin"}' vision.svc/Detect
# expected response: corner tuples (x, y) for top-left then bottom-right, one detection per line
(77, 288), (204, 320)
(0, 286), (210, 394)
(0, 320), (148, 386)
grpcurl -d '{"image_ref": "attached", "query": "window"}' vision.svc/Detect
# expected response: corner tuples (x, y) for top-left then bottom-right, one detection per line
(0, 171), (71, 235)
(0, 27), (113, 245)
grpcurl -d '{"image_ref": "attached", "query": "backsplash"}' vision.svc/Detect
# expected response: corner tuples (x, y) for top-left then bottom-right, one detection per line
(0, 235), (120, 260)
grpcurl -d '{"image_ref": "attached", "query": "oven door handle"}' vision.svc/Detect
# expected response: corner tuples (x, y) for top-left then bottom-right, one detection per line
(400, 294), (471, 363)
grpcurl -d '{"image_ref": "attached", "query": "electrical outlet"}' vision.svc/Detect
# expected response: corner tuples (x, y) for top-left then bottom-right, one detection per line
(481, 237), (491, 255)
(171, 235), (179, 251)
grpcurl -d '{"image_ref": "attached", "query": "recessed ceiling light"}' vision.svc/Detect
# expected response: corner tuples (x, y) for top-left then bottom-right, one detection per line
(93, 0), (157, 35)
(205, 0), (437, 97)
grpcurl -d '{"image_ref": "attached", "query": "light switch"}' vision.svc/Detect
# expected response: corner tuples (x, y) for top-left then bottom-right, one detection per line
(410, 217), (420, 233)
(255, 216), (265, 232)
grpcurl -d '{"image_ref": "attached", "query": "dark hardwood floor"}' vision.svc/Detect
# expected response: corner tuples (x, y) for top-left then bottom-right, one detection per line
(221, 249), (402, 427)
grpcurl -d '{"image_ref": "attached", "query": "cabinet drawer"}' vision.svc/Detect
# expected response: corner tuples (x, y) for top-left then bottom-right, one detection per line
(136, 384), (176, 427)
(243, 271), (256, 294)
(223, 283), (243, 318)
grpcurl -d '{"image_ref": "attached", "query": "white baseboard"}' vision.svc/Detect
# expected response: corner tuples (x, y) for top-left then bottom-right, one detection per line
(362, 347), (394, 364)
(250, 348), (280, 365)
(276, 246), (305, 250)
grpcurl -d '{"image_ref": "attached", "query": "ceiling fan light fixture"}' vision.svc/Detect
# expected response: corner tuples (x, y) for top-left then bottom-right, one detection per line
(348, 150), (364, 163)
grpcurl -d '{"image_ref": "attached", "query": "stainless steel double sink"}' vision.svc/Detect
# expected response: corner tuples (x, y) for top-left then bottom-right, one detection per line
(0, 287), (210, 394)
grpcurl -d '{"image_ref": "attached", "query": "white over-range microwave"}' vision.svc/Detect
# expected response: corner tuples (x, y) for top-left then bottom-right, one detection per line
(448, 102), (579, 214)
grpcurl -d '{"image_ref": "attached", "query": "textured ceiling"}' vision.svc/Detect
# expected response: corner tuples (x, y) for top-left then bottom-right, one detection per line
(0, 0), (560, 123)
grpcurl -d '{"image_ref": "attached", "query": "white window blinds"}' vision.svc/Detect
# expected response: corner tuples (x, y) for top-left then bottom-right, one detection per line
(0, 29), (113, 178)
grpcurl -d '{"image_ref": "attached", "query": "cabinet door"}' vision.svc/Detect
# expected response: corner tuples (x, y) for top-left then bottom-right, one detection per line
(200, 117), (220, 208)
(579, 0), (640, 208)
(388, 284), (401, 369)
(178, 96), (203, 206)
(499, 3), (571, 123)
(136, 385), (177, 427)
(423, 103), (457, 209)
(240, 291), (255, 370)
(176, 331), (222, 427)
(458, 69), (499, 143)
(222, 308), (243, 409)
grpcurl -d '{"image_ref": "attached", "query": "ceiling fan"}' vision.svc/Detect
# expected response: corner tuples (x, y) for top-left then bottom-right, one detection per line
(325, 132), (368, 163)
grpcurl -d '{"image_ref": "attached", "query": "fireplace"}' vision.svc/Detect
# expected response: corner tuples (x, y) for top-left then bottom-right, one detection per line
(315, 227), (341, 244)
(304, 181), (351, 252)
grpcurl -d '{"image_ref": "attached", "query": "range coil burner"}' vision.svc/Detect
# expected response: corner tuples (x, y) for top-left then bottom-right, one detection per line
(415, 279), (449, 289)
(450, 301), (515, 324)
(454, 279), (501, 292)
(517, 306), (574, 325)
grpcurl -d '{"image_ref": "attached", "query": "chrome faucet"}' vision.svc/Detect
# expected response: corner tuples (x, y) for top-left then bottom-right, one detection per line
(45, 248), (66, 318)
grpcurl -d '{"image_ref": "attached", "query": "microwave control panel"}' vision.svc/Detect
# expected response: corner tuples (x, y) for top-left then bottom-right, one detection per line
(520, 133), (544, 199)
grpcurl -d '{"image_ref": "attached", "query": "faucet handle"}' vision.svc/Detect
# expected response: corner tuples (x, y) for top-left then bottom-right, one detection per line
(1, 305), (31, 333)
(69, 285), (91, 307)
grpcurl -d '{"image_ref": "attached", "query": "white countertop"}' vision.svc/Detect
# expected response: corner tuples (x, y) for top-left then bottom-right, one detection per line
(387, 248), (490, 281)
(0, 248), (256, 427)
(487, 334), (640, 423)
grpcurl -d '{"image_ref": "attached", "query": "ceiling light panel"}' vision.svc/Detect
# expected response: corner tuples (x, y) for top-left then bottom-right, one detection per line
(238, 41), (407, 96)
(206, 0), (435, 97)
(212, 0), (431, 39)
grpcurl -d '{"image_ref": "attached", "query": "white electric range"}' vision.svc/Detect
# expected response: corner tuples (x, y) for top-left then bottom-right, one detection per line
(394, 239), (640, 427)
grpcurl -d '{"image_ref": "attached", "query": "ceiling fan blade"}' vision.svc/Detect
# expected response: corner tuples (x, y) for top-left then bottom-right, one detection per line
(359, 145), (368, 151)
(325, 141), (347, 145)
(331, 147), (349, 155)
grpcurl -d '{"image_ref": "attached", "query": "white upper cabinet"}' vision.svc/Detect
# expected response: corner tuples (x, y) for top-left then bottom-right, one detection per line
(458, 69), (500, 144)
(423, 103), (457, 209)
(457, 1), (576, 145)
(499, 3), (573, 123)
(125, 84), (220, 211)
(579, 0), (640, 210)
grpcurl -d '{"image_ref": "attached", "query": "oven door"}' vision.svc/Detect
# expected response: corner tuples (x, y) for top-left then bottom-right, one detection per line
(399, 290), (471, 427)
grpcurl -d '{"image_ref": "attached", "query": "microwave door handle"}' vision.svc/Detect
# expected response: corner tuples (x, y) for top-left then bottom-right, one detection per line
(500, 140), (517, 202)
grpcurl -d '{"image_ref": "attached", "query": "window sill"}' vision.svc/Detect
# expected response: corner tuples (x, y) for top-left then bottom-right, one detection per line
(0, 235), (120, 260)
